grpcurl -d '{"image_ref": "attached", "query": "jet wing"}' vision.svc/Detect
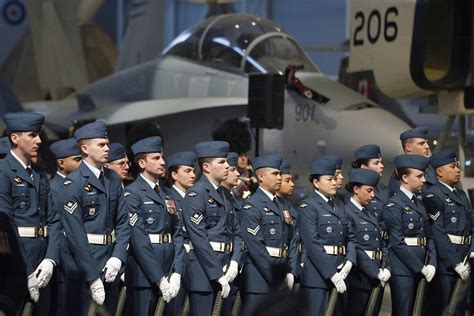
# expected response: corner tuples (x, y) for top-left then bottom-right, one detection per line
(24, 96), (248, 131)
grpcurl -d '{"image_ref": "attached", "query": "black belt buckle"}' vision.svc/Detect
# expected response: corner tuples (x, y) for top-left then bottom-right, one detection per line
(162, 234), (169, 243)
(36, 227), (45, 237)
(337, 246), (346, 255)
(281, 247), (289, 259)
(374, 250), (382, 260)
(464, 236), (472, 245)
(418, 236), (426, 246)
(106, 234), (113, 245)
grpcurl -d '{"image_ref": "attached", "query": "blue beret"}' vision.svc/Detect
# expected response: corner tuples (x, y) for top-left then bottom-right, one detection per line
(49, 138), (80, 159)
(194, 141), (229, 158)
(167, 151), (197, 169)
(4, 112), (44, 132)
(131, 136), (163, 156)
(107, 143), (126, 162)
(281, 159), (291, 175)
(394, 154), (429, 171)
(400, 126), (429, 141)
(321, 154), (343, 169)
(74, 120), (108, 141)
(354, 144), (382, 161)
(430, 148), (458, 169)
(348, 168), (380, 187)
(309, 156), (337, 176)
(227, 152), (239, 167)
(0, 137), (11, 155)
(253, 154), (282, 170)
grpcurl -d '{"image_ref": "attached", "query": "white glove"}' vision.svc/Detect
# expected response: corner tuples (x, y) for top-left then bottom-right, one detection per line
(27, 273), (40, 302)
(217, 275), (231, 298)
(120, 273), (125, 283)
(158, 277), (172, 303)
(90, 278), (105, 305)
(0, 310), (6, 316)
(330, 272), (347, 294)
(168, 273), (181, 299)
(224, 260), (239, 283)
(339, 261), (353, 279)
(34, 259), (54, 288)
(470, 252), (474, 259)
(103, 257), (122, 283)
(382, 268), (391, 282)
(421, 265), (436, 282)
(455, 262), (470, 281)
(285, 273), (295, 290)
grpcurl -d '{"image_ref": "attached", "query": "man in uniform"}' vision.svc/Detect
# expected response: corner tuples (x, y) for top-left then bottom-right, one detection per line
(57, 120), (130, 315)
(240, 154), (298, 314)
(388, 126), (435, 196)
(104, 143), (131, 186)
(423, 149), (472, 315)
(49, 138), (82, 315)
(163, 151), (197, 316)
(0, 136), (11, 159)
(182, 141), (242, 316)
(0, 112), (60, 315)
(124, 136), (184, 315)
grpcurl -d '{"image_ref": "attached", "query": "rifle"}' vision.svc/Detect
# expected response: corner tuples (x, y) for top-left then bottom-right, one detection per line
(232, 291), (242, 316)
(21, 302), (34, 316)
(446, 256), (470, 316)
(412, 251), (430, 316)
(115, 274), (127, 316)
(364, 254), (389, 316)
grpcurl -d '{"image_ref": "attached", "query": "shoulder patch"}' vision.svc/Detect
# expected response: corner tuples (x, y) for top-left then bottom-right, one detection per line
(188, 191), (198, 197)
(386, 202), (395, 208)
(243, 204), (252, 209)
(129, 213), (138, 227)
(64, 201), (78, 214)
(63, 179), (72, 186)
(426, 193), (434, 198)
(300, 203), (308, 208)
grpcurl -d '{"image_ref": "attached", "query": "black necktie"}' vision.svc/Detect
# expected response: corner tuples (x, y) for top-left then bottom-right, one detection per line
(328, 199), (335, 208)
(99, 170), (105, 186)
(26, 167), (33, 180)
(411, 196), (417, 205)
(154, 184), (160, 196)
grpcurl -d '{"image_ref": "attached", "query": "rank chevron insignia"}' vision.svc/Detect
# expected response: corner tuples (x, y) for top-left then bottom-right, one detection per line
(129, 213), (138, 226)
(64, 201), (78, 214)
(428, 211), (440, 221)
(247, 225), (260, 236)
(190, 213), (203, 225)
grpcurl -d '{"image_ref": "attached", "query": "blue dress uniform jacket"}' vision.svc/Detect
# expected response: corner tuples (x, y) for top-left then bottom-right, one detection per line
(298, 191), (356, 289)
(0, 153), (60, 274)
(423, 183), (472, 274)
(346, 201), (389, 290)
(0, 211), (27, 316)
(383, 188), (437, 276)
(240, 188), (298, 294)
(182, 176), (242, 292)
(57, 162), (130, 282)
(124, 176), (184, 287)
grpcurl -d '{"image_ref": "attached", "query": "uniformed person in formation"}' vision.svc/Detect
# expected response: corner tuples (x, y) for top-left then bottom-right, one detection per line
(104, 143), (131, 186)
(124, 136), (184, 315)
(345, 168), (391, 316)
(182, 141), (242, 316)
(220, 152), (243, 316)
(163, 151), (197, 316)
(422, 149), (471, 315)
(57, 120), (130, 315)
(352, 144), (390, 244)
(388, 127), (435, 196)
(240, 154), (297, 314)
(298, 156), (356, 315)
(49, 138), (82, 315)
(0, 211), (27, 316)
(0, 112), (60, 315)
(383, 154), (437, 316)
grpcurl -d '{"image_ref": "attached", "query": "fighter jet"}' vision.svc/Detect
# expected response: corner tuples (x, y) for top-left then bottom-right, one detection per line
(19, 13), (410, 186)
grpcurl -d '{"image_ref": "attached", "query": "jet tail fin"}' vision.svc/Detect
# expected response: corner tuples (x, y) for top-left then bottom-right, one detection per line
(0, 73), (24, 116)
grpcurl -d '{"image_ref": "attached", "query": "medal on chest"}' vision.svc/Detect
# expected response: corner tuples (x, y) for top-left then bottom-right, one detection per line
(165, 198), (177, 215)
(282, 209), (293, 225)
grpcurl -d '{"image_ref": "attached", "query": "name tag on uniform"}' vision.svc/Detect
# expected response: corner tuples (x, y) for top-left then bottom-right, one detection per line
(322, 214), (331, 217)
(144, 201), (154, 205)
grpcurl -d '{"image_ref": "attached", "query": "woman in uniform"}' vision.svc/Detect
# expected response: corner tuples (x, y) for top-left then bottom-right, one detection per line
(383, 154), (437, 316)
